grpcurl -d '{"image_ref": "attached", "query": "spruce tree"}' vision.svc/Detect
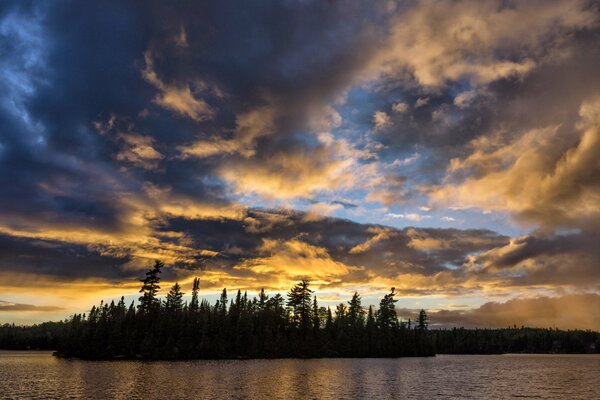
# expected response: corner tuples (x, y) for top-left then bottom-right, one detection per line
(312, 296), (320, 330)
(417, 309), (428, 331)
(286, 279), (313, 334)
(138, 260), (163, 315)
(347, 292), (365, 329)
(165, 283), (184, 313)
(190, 277), (200, 313)
(377, 287), (398, 330)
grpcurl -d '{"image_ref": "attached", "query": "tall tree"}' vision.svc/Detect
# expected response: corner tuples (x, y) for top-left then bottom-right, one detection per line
(366, 305), (375, 330)
(417, 309), (428, 331)
(286, 279), (313, 334)
(377, 287), (398, 330)
(335, 303), (347, 327)
(190, 277), (200, 313)
(165, 283), (185, 313)
(138, 260), (163, 315)
(258, 288), (268, 311)
(312, 296), (320, 331)
(347, 292), (365, 329)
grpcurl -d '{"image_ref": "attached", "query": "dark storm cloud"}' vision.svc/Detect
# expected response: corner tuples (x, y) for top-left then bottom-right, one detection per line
(3, 0), (598, 230)
(1, 0), (599, 325)
(156, 209), (510, 281)
(0, 1), (390, 232)
(0, 233), (131, 280)
(466, 231), (600, 289)
(0, 1), (149, 231)
(0, 204), (508, 289)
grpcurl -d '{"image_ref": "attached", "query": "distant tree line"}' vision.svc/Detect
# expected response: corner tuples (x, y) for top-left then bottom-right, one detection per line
(433, 326), (599, 354)
(0, 260), (598, 359)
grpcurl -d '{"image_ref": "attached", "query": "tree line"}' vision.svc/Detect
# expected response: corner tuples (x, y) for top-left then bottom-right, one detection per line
(1, 260), (598, 358)
(58, 260), (433, 359)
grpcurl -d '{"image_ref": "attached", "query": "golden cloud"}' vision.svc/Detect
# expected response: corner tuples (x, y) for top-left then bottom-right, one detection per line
(427, 294), (600, 331)
(143, 52), (214, 121)
(349, 227), (395, 254)
(364, 0), (597, 87)
(219, 145), (356, 200)
(431, 97), (600, 229)
(116, 133), (163, 169)
(179, 106), (276, 158)
(235, 238), (366, 288)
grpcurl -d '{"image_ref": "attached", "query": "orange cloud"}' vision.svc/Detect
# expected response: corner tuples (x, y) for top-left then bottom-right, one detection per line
(218, 145), (356, 200)
(364, 0), (597, 87)
(235, 238), (366, 288)
(424, 294), (600, 331)
(179, 106), (276, 158)
(431, 97), (600, 229)
(143, 52), (214, 121)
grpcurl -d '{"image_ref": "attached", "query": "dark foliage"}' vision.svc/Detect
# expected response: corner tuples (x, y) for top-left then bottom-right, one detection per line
(432, 327), (600, 355)
(55, 262), (435, 359)
(0, 322), (64, 350)
(1, 261), (598, 359)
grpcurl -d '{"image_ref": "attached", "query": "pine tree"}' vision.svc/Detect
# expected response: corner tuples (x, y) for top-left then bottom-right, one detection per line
(312, 296), (320, 331)
(335, 303), (347, 328)
(190, 277), (200, 313)
(286, 279), (313, 334)
(325, 307), (334, 336)
(50, 260), (445, 359)
(138, 260), (163, 315)
(165, 283), (184, 313)
(367, 306), (375, 327)
(347, 292), (365, 329)
(377, 287), (398, 330)
(258, 288), (268, 311)
(417, 309), (428, 331)
(218, 289), (228, 315)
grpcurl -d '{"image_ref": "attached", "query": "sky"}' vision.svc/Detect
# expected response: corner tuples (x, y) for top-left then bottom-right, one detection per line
(1, 0), (600, 329)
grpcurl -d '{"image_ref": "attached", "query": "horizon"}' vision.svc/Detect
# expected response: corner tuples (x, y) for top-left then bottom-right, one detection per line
(1, 1), (600, 331)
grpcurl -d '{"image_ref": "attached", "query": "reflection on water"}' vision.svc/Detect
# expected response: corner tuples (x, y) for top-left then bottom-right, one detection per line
(1, 351), (599, 399)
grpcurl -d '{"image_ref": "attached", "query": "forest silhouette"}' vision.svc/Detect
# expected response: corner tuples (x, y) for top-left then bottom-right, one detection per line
(1, 260), (598, 359)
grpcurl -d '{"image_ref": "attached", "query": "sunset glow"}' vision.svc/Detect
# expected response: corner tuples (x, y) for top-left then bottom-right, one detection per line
(1, 0), (599, 330)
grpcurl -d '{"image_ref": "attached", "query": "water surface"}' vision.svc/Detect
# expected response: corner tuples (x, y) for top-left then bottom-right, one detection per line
(1, 351), (599, 399)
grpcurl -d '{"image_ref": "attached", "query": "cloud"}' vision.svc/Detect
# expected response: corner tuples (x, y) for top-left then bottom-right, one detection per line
(218, 145), (356, 200)
(431, 97), (600, 230)
(115, 133), (163, 169)
(417, 294), (600, 331)
(365, 0), (597, 87)
(387, 213), (431, 222)
(391, 153), (420, 167)
(235, 238), (366, 287)
(365, 175), (408, 205)
(1, 1), (600, 328)
(0, 300), (64, 312)
(461, 231), (600, 290)
(454, 90), (479, 108)
(179, 106), (276, 158)
(373, 110), (391, 130)
(392, 101), (409, 114)
(303, 202), (343, 221)
(415, 97), (430, 108)
(349, 227), (395, 254)
(142, 52), (215, 121)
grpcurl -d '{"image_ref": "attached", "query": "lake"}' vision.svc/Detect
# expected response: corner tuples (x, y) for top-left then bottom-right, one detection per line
(1, 351), (599, 399)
